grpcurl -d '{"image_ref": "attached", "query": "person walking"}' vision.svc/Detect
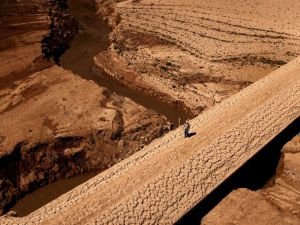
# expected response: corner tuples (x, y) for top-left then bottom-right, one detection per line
(183, 120), (190, 138)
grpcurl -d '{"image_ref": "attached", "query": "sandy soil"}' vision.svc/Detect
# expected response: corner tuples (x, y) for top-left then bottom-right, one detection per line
(95, 0), (300, 115)
(0, 0), (170, 215)
(1, 56), (299, 225)
(202, 136), (300, 225)
(202, 188), (300, 225)
(1, 0), (300, 223)
(0, 66), (170, 157)
(0, 65), (170, 214)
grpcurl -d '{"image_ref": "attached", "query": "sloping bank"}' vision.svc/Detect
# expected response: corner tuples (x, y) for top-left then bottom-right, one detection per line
(1, 53), (299, 225)
(0, 66), (170, 215)
(94, 0), (300, 117)
(0, 0), (170, 215)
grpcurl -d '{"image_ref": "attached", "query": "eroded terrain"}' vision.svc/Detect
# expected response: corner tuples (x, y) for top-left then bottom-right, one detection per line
(0, 0), (300, 223)
(0, 0), (50, 88)
(0, 66), (170, 214)
(95, 0), (300, 115)
(202, 136), (300, 225)
(1, 55), (299, 225)
(0, 0), (170, 214)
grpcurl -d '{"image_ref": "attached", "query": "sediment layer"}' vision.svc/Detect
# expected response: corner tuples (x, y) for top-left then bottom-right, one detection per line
(1, 56), (299, 225)
(0, 0), (50, 88)
(0, 0), (78, 89)
(0, 66), (170, 214)
(0, 0), (170, 215)
(202, 137), (300, 224)
(95, 0), (300, 115)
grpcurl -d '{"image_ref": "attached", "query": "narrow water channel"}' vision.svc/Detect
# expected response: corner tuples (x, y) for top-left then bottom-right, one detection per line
(6, 0), (299, 221)
(9, 0), (190, 216)
(60, 0), (190, 125)
(11, 171), (98, 216)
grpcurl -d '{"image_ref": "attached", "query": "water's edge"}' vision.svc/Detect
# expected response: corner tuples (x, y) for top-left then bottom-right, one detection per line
(60, 0), (191, 125)
(11, 171), (98, 216)
(9, 0), (189, 216)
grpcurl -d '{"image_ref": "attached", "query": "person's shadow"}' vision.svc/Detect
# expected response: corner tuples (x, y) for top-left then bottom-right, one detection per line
(187, 132), (196, 137)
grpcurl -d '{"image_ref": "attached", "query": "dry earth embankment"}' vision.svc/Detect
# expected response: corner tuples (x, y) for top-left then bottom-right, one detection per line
(1, 56), (299, 225)
(95, 0), (300, 115)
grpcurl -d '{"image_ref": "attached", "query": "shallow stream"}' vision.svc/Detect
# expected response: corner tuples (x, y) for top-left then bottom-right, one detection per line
(10, 0), (190, 216)
(60, 0), (190, 125)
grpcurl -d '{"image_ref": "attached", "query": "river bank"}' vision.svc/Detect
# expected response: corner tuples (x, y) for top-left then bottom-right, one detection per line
(0, 0), (171, 216)
(95, 0), (300, 116)
(60, 0), (191, 125)
(1, 0), (300, 222)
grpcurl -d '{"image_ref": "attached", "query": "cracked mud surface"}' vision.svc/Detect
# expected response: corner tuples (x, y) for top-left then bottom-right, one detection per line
(1, 56), (299, 224)
(0, 0), (170, 215)
(1, 0), (300, 223)
(202, 136), (300, 225)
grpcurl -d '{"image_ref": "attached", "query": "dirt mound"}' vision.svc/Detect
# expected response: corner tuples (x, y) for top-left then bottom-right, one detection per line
(202, 188), (300, 225)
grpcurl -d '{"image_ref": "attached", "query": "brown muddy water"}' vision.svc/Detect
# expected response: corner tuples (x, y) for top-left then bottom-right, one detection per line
(9, 0), (190, 217)
(11, 171), (98, 217)
(60, 0), (191, 126)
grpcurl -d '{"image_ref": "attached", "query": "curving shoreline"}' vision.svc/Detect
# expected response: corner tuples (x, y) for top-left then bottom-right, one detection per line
(1, 0), (300, 223)
(60, 0), (191, 125)
(0, 0), (171, 216)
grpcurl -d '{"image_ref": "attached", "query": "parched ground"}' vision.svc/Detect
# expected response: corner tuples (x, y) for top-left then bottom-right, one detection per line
(1, 0), (300, 223)
(95, 0), (300, 115)
(0, 66), (170, 158)
(1, 56), (299, 225)
(0, 0), (170, 215)
(202, 136), (300, 225)
(0, 65), (170, 214)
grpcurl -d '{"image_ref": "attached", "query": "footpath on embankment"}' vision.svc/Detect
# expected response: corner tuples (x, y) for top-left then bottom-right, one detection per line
(1, 57), (300, 224)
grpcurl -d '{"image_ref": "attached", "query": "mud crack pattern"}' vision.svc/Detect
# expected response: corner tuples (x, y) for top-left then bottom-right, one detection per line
(1, 55), (299, 225)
